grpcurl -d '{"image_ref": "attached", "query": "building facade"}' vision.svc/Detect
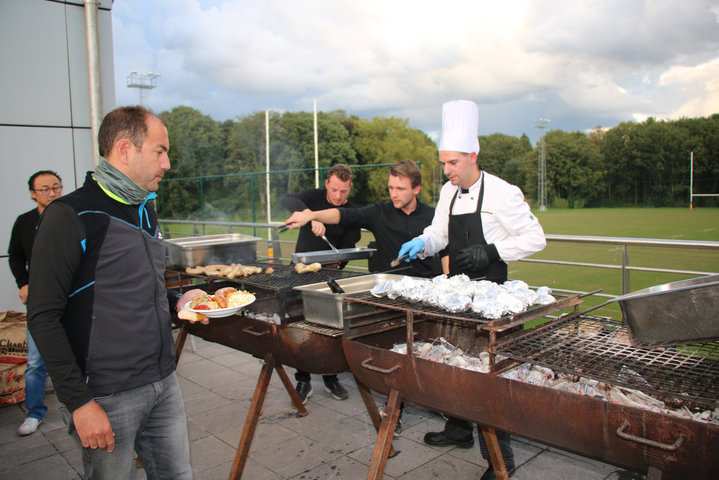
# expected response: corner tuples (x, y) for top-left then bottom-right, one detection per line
(0, 0), (116, 311)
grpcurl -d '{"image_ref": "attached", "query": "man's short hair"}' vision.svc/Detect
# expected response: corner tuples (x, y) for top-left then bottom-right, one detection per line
(28, 170), (62, 191)
(389, 161), (421, 189)
(327, 164), (353, 182)
(98, 105), (164, 158)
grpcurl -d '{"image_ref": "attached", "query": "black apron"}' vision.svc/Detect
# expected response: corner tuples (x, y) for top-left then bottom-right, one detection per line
(447, 175), (507, 283)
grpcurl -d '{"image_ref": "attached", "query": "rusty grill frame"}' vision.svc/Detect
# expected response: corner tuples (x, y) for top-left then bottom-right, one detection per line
(493, 313), (719, 410)
(343, 290), (583, 333)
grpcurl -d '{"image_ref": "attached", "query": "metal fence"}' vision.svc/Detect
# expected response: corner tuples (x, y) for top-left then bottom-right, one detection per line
(159, 219), (719, 302)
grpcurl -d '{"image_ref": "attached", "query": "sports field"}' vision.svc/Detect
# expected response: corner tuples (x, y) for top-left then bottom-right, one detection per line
(508, 208), (719, 319)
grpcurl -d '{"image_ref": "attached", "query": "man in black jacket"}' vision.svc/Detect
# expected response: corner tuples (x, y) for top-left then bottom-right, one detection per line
(28, 106), (199, 479)
(281, 164), (361, 403)
(8, 170), (62, 436)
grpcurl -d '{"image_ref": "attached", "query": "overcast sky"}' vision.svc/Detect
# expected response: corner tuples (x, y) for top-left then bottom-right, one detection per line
(111, 0), (719, 144)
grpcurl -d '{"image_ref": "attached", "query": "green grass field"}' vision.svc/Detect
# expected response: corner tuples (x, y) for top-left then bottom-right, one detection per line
(164, 207), (719, 320)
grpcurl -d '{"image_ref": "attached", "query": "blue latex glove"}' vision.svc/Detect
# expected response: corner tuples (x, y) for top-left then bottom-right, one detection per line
(398, 237), (425, 261)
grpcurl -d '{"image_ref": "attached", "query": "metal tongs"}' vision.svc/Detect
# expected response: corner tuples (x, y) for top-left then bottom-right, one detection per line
(321, 235), (339, 252)
(389, 253), (409, 268)
(276, 224), (338, 252)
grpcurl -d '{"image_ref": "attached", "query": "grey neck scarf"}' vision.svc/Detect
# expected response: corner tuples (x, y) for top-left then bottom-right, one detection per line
(93, 157), (151, 205)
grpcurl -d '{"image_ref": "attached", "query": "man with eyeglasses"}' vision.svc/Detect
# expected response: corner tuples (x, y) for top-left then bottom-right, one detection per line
(8, 170), (62, 435)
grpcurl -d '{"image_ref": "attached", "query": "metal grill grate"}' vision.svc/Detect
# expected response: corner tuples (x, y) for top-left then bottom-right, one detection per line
(290, 321), (344, 338)
(167, 263), (364, 294)
(343, 291), (576, 327)
(495, 315), (719, 409)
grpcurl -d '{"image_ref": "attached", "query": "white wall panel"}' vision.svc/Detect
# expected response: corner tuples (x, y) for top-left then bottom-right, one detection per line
(0, 0), (72, 126)
(0, 0), (115, 312)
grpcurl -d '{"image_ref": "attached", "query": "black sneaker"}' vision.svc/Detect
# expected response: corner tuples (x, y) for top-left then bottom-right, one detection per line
(295, 381), (313, 404)
(480, 462), (515, 480)
(323, 378), (349, 400)
(423, 430), (474, 448)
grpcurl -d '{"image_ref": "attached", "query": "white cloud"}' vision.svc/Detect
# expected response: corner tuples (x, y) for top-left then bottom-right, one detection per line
(112, 0), (719, 141)
(660, 57), (719, 118)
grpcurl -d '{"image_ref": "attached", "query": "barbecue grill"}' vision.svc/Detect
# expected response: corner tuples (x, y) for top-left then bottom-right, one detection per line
(166, 264), (394, 479)
(341, 289), (719, 480)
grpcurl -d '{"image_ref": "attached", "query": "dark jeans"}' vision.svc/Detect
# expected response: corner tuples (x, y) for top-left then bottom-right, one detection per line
(295, 371), (337, 385)
(444, 416), (513, 464)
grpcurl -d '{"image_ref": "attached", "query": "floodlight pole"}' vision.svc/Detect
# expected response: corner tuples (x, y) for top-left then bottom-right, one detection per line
(126, 72), (160, 107)
(534, 118), (550, 211)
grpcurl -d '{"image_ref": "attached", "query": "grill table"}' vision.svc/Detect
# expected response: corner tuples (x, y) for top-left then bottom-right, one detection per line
(166, 265), (396, 479)
(341, 291), (719, 480)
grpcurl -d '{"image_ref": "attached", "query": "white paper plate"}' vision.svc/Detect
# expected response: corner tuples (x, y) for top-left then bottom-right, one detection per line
(183, 296), (255, 318)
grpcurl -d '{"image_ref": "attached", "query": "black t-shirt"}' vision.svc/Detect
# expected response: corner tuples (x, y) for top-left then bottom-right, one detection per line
(281, 189), (361, 253)
(8, 208), (40, 288)
(339, 201), (437, 277)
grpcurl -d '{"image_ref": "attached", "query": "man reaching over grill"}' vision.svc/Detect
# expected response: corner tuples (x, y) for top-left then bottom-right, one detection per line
(281, 164), (361, 403)
(283, 160), (438, 278)
(398, 100), (546, 480)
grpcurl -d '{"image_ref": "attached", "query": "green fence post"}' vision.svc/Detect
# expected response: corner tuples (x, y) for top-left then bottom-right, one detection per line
(200, 178), (205, 235)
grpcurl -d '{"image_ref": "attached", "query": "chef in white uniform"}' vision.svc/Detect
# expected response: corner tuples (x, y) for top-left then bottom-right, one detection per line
(398, 99), (546, 480)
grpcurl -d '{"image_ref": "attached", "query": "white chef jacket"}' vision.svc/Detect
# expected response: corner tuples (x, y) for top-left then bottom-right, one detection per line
(419, 171), (546, 262)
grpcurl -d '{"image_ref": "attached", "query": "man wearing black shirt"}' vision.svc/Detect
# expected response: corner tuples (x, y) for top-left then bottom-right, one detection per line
(281, 164), (361, 403)
(281, 164), (361, 259)
(8, 170), (63, 436)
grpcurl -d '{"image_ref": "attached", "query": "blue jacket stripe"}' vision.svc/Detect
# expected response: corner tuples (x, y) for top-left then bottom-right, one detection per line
(69, 281), (95, 298)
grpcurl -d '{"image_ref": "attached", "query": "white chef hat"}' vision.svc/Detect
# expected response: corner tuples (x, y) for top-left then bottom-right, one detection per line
(438, 99), (480, 154)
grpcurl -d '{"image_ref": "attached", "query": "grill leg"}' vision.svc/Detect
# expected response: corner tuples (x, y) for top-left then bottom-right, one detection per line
(275, 363), (308, 417)
(355, 378), (397, 458)
(174, 324), (189, 366)
(480, 426), (510, 480)
(366, 388), (402, 480)
(228, 352), (275, 480)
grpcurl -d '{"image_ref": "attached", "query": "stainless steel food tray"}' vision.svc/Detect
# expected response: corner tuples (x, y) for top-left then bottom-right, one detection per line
(293, 273), (410, 329)
(166, 234), (261, 268)
(291, 247), (376, 264)
(610, 274), (719, 346)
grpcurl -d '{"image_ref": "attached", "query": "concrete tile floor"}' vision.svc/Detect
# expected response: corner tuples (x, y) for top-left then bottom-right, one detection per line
(0, 335), (646, 479)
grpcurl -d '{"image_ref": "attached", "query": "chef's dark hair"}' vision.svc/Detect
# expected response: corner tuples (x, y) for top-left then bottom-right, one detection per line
(28, 170), (61, 191)
(98, 105), (165, 157)
(327, 164), (353, 182)
(390, 161), (421, 188)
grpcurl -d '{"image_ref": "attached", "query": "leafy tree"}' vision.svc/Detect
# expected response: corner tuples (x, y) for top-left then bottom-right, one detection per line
(159, 106), (224, 217)
(478, 133), (532, 177)
(349, 117), (437, 204)
(544, 130), (604, 208)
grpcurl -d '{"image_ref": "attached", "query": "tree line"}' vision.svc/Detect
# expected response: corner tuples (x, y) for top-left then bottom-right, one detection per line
(157, 106), (719, 219)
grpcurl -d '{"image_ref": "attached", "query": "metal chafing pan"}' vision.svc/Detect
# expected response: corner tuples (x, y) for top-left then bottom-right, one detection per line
(294, 273), (408, 329)
(165, 233), (261, 268)
(610, 274), (719, 347)
(291, 247), (376, 264)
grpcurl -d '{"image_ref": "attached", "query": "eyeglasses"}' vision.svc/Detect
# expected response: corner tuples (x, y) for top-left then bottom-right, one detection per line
(33, 185), (63, 195)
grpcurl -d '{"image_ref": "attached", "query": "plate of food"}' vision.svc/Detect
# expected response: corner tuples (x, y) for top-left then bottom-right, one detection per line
(179, 287), (255, 321)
